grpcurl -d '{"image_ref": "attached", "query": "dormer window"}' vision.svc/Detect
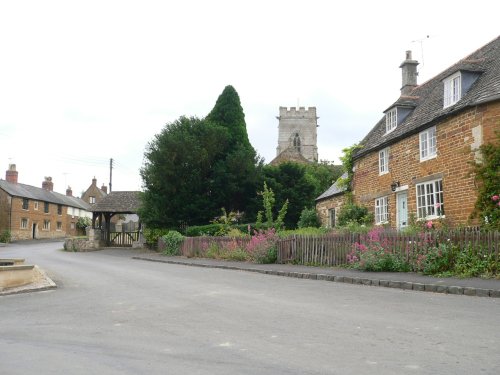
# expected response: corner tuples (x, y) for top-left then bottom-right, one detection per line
(443, 72), (461, 108)
(385, 108), (397, 133)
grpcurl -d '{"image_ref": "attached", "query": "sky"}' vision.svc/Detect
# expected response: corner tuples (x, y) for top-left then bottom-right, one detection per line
(0, 0), (499, 196)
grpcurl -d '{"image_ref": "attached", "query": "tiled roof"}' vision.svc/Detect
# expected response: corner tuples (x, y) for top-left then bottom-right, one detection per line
(316, 172), (347, 201)
(91, 191), (141, 213)
(0, 179), (91, 211)
(355, 36), (500, 159)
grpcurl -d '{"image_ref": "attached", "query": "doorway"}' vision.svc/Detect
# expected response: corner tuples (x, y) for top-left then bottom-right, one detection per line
(32, 223), (37, 239)
(397, 192), (408, 229)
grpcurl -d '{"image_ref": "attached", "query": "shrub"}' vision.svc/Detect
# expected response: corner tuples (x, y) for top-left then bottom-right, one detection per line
(297, 207), (321, 228)
(246, 228), (278, 264)
(0, 229), (11, 243)
(161, 231), (185, 256)
(144, 228), (170, 249)
(337, 204), (373, 226)
(185, 224), (224, 237)
(76, 217), (92, 231)
(419, 243), (457, 275)
(347, 227), (410, 272)
(453, 245), (493, 278)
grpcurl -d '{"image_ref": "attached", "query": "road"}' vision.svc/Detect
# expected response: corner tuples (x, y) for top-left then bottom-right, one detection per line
(1, 241), (499, 375)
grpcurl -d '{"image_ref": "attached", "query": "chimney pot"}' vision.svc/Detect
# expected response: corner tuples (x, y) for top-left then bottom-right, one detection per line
(400, 50), (419, 96)
(5, 164), (18, 184)
(42, 176), (54, 192)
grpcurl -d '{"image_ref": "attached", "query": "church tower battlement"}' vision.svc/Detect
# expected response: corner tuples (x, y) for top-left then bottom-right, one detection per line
(275, 106), (318, 163)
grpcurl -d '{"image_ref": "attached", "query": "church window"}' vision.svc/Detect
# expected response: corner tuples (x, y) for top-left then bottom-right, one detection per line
(293, 133), (301, 152)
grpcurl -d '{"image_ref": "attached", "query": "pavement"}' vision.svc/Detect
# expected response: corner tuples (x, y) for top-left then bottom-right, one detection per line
(133, 253), (500, 298)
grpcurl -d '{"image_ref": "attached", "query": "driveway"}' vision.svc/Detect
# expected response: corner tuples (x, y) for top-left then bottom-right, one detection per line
(1, 241), (499, 375)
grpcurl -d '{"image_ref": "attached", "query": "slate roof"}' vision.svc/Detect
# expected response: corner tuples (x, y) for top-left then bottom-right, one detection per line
(91, 191), (142, 213)
(0, 179), (91, 211)
(354, 35), (500, 159)
(316, 172), (348, 201)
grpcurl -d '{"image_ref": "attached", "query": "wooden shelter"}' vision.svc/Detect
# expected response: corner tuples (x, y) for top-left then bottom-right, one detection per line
(91, 191), (142, 246)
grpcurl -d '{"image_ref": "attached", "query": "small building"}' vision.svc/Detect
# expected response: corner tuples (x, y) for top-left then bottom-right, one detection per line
(0, 164), (92, 241)
(316, 173), (347, 228)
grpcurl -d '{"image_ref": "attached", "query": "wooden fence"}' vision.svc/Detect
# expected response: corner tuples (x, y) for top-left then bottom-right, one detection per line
(276, 229), (500, 266)
(176, 229), (499, 267)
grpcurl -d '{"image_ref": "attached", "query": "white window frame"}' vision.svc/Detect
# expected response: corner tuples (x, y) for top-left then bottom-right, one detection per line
(444, 72), (461, 108)
(416, 179), (445, 219)
(34, 201), (39, 210)
(420, 126), (437, 161)
(379, 147), (389, 175)
(375, 196), (389, 224)
(385, 108), (397, 134)
(43, 220), (50, 231)
(56, 221), (62, 231)
(89, 196), (96, 204)
(20, 218), (28, 229)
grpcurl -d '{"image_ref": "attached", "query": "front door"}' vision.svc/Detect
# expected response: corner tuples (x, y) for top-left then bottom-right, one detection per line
(397, 192), (408, 229)
(32, 223), (37, 239)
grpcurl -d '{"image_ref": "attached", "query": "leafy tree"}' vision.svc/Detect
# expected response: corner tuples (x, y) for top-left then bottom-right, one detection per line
(255, 182), (288, 230)
(261, 162), (316, 228)
(140, 86), (262, 228)
(303, 160), (343, 198)
(206, 85), (252, 149)
(297, 207), (321, 228)
(140, 116), (230, 227)
(471, 132), (500, 229)
(205, 85), (262, 217)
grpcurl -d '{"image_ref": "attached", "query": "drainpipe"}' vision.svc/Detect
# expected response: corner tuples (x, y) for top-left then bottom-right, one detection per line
(9, 196), (13, 238)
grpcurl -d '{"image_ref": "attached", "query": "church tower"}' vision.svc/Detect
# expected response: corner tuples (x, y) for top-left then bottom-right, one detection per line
(271, 106), (318, 165)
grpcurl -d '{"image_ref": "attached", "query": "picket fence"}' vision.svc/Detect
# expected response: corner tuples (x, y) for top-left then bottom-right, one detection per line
(276, 229), (500, 266)
(177, 229), (499, 267)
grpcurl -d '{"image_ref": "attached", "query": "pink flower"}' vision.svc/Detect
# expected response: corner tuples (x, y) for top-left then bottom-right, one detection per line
(492, 195), (499, 202)
(435, 202), (441, 208)
(426, 221), (433, 229)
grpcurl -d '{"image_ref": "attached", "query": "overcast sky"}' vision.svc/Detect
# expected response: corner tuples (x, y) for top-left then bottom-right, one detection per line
(0, 0), (498, 196)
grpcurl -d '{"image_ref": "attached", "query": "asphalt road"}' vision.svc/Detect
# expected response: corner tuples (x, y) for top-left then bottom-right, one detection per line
(1, 241), (499, 375)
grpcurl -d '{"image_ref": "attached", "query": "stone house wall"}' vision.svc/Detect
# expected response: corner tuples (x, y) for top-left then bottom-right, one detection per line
(316, 194), (346, 228)
(352, 100), (500, 228)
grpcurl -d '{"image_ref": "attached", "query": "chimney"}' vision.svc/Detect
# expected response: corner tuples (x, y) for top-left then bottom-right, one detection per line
(92, 177), (97, 186)
(399, 50), (419, 95)
(5, 164), (18, 184)
(42, 176), (54, 191)
(101, 184), (108, 194)
(66, 186), (73, 196)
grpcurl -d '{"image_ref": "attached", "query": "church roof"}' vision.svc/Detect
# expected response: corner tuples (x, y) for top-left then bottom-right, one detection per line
(269, 147), (312, 166)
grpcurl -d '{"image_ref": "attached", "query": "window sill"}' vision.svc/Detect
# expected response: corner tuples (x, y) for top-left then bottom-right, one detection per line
(418, 215), (446, 221)
(379, 171), (389, 176)
(420, 154), (437, 162)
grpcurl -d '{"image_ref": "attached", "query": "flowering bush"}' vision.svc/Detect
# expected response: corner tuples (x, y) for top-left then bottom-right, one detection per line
(245, 228), (278, 264)
(347, 228), (410, 272)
